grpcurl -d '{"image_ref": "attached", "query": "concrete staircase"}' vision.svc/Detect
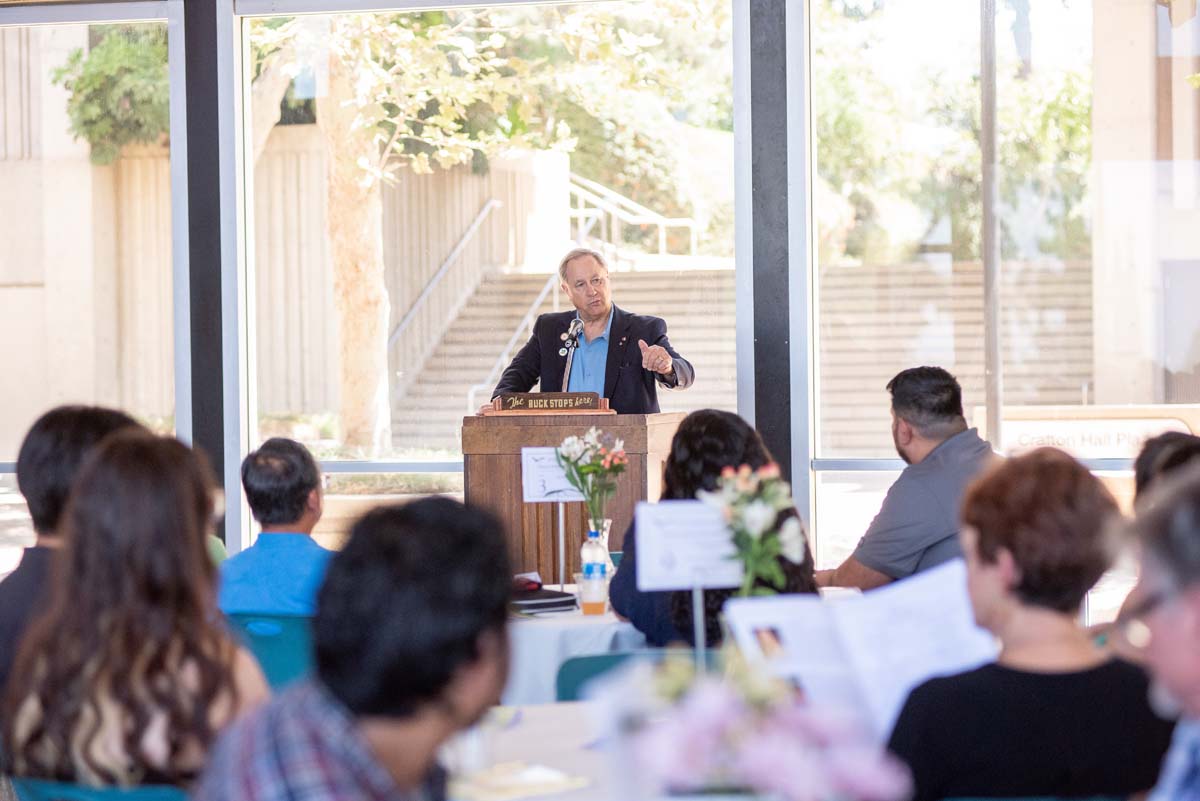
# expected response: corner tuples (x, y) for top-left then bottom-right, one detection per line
(391, 270), (738, 452)
(817, 260), (1094, 455)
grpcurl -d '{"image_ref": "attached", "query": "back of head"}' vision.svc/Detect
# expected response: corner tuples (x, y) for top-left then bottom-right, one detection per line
(1132, 462), (1200, 593)
(1134, 432), (1200, 503)
(662, 409), (772, 500)
(15, 405), (143, 536)
(886, 366), (967, 441)
(241, 437), (321, 527)
(314, 496), (511, 717)
(4, 430), (234, 784)
(962, 447), (1118, 613)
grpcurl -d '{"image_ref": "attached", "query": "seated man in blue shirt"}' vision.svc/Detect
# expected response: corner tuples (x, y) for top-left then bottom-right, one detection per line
(195, 498), (510, 801)
(219, 437), (332, 615)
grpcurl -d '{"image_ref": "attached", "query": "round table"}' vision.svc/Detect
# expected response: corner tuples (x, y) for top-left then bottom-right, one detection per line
(504, 609), (646, 706)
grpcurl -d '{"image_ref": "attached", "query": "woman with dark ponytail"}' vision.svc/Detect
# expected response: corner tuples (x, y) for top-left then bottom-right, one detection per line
(609, 409), (816, 645)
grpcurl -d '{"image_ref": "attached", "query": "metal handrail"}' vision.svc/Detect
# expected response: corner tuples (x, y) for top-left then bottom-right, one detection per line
(568, 173), (697, 256)
(388, 199), (501, 350)
(466, 272), (559, 413)
(570, 173), (690, 223)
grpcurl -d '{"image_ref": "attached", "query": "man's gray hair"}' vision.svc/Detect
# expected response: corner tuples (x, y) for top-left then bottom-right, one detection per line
(558, 248), (608, 281)
(1133, 462), (1200, 591)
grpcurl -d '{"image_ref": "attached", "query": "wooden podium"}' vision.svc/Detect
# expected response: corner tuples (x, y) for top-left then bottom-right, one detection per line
(462, 411), (685, 578)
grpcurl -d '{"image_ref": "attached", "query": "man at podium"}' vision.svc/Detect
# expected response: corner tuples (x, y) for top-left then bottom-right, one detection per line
(483, 247), (695, 414)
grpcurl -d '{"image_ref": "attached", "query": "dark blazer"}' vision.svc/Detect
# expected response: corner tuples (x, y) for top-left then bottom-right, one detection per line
(492, 305), (695, 414)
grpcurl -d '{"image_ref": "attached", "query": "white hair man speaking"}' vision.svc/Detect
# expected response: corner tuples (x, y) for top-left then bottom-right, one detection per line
(481, 248), (695, 414)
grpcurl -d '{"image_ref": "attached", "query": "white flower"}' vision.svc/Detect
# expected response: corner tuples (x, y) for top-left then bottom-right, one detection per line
(778, 517), (807, 564)
(613, 438), (625, 453)
(583, 427), (602, 449)
(559, 436), (586, 461)
(740, 500), (776, 540)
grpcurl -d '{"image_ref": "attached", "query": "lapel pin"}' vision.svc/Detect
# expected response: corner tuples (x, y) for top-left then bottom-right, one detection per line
(558, 348), (568, 357)
(560, 332), (569, 341)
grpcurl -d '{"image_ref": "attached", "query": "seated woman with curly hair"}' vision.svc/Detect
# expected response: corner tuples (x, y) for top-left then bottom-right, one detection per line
(2, 431), (268, 787)
(609, 409), (816, 646)
(887, 447), (1174, 801)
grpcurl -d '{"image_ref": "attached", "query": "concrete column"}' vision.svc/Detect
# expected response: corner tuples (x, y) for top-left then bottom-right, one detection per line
(1091, 1), (1161, 403)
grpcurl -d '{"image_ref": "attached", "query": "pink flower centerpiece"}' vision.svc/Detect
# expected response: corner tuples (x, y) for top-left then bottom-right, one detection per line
(622, 653), (911, 801)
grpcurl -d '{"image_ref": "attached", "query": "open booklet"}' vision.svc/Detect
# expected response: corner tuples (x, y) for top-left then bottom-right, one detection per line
(724, 559), (998, 741)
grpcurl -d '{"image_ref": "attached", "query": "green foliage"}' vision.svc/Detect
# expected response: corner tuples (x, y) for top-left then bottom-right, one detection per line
(52, 24), (168, 165)
(813, 0), (1094, 263)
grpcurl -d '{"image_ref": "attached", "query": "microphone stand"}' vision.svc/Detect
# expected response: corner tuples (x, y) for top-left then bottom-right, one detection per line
(560, 321), (583, 392)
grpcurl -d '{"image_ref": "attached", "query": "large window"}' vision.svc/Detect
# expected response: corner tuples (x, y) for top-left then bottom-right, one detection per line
(241, 1), (737, 471)
(809, 0), (1200, 621)
(0, 17), (178, 575)
(0, 22), (175, 459)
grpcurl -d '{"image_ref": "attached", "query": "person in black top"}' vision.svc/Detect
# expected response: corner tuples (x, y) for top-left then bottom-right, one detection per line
(888, 447), (1175, 801)
(608, 409), (816, 646)
(0, 405), (141, 694)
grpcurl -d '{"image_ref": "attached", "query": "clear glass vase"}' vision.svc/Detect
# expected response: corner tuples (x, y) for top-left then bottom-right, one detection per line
(587, 517), (616, 575)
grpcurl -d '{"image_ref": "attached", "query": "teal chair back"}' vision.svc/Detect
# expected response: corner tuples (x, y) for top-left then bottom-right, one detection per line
(556, 649), (720, 701)
(226, 613), (313, 689)
(10, 778), (186, 801)
(610, 551), (623, 568)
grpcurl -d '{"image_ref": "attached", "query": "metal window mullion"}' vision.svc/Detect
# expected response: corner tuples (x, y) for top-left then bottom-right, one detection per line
(0, 1), (168, 26)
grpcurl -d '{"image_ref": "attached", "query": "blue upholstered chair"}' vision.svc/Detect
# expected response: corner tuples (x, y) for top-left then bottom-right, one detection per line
(10, 778), (186, 801)
(225, 613), (313, 689)
(555, 649), (720, 701)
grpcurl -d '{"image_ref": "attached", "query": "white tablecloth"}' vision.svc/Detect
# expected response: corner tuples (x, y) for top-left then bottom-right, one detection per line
(503, 610), (646, 706)
(450, 702), (756, 801)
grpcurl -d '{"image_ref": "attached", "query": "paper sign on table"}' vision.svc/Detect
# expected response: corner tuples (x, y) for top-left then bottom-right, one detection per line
(520, 447), (584, 503)
(635, 500), (743, 591)
(724, 559), (997, 739)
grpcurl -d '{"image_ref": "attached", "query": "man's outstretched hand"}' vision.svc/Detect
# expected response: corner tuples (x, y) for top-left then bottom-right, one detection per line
(639, 339), (674, 375)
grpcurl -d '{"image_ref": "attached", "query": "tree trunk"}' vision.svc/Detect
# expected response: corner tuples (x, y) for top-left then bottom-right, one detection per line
(314, 49), (392, 453)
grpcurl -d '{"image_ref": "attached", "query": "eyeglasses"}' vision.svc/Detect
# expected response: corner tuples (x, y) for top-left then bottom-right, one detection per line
(1111, 588), (1174, 649)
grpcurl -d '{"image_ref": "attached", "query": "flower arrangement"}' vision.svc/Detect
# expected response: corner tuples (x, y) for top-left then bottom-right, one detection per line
(699, 463), (809, 598)
(555, 427), (628, 528)
(612, 653), (911, 801)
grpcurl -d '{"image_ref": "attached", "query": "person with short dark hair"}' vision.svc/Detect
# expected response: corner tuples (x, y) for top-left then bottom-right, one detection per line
(0, 405), (142, 693)
(816, 366), (998, 590)
(609, 409), (816, 646)
(887, 448), (1174, 801)
(1125, 465), (1200, 801)
(1134, 431), (1200, 502)
(3, 431), (268, 786)
(194, 497), (512, 801)
(219, 437), (331, 615)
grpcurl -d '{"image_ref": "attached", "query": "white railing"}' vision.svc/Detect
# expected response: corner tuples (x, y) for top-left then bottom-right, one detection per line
(466, 273), (561, 413)
(569, 173), (698, 262)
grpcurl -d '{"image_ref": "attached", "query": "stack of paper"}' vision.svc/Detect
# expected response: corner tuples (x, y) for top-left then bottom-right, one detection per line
(725, 559), (998, 739)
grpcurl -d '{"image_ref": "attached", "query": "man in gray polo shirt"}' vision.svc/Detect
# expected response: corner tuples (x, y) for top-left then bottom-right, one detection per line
(816, 366), (998, 591)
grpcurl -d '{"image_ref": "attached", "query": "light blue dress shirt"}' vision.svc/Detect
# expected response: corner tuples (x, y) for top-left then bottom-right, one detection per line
(567, 309), (613, 395)
(1149, 718), (1200, 801)
(218, 533), (333, 615)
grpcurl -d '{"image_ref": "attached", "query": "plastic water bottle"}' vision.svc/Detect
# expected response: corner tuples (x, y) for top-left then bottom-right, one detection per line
(579, 531), (608, 616)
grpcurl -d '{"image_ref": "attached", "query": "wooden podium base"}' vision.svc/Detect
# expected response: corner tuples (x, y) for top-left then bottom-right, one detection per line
(462, 411), (684, 578)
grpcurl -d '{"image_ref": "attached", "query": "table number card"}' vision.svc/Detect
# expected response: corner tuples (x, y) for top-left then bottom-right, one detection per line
(520, 447), (585, 504)
(634, 500), (743, 591)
